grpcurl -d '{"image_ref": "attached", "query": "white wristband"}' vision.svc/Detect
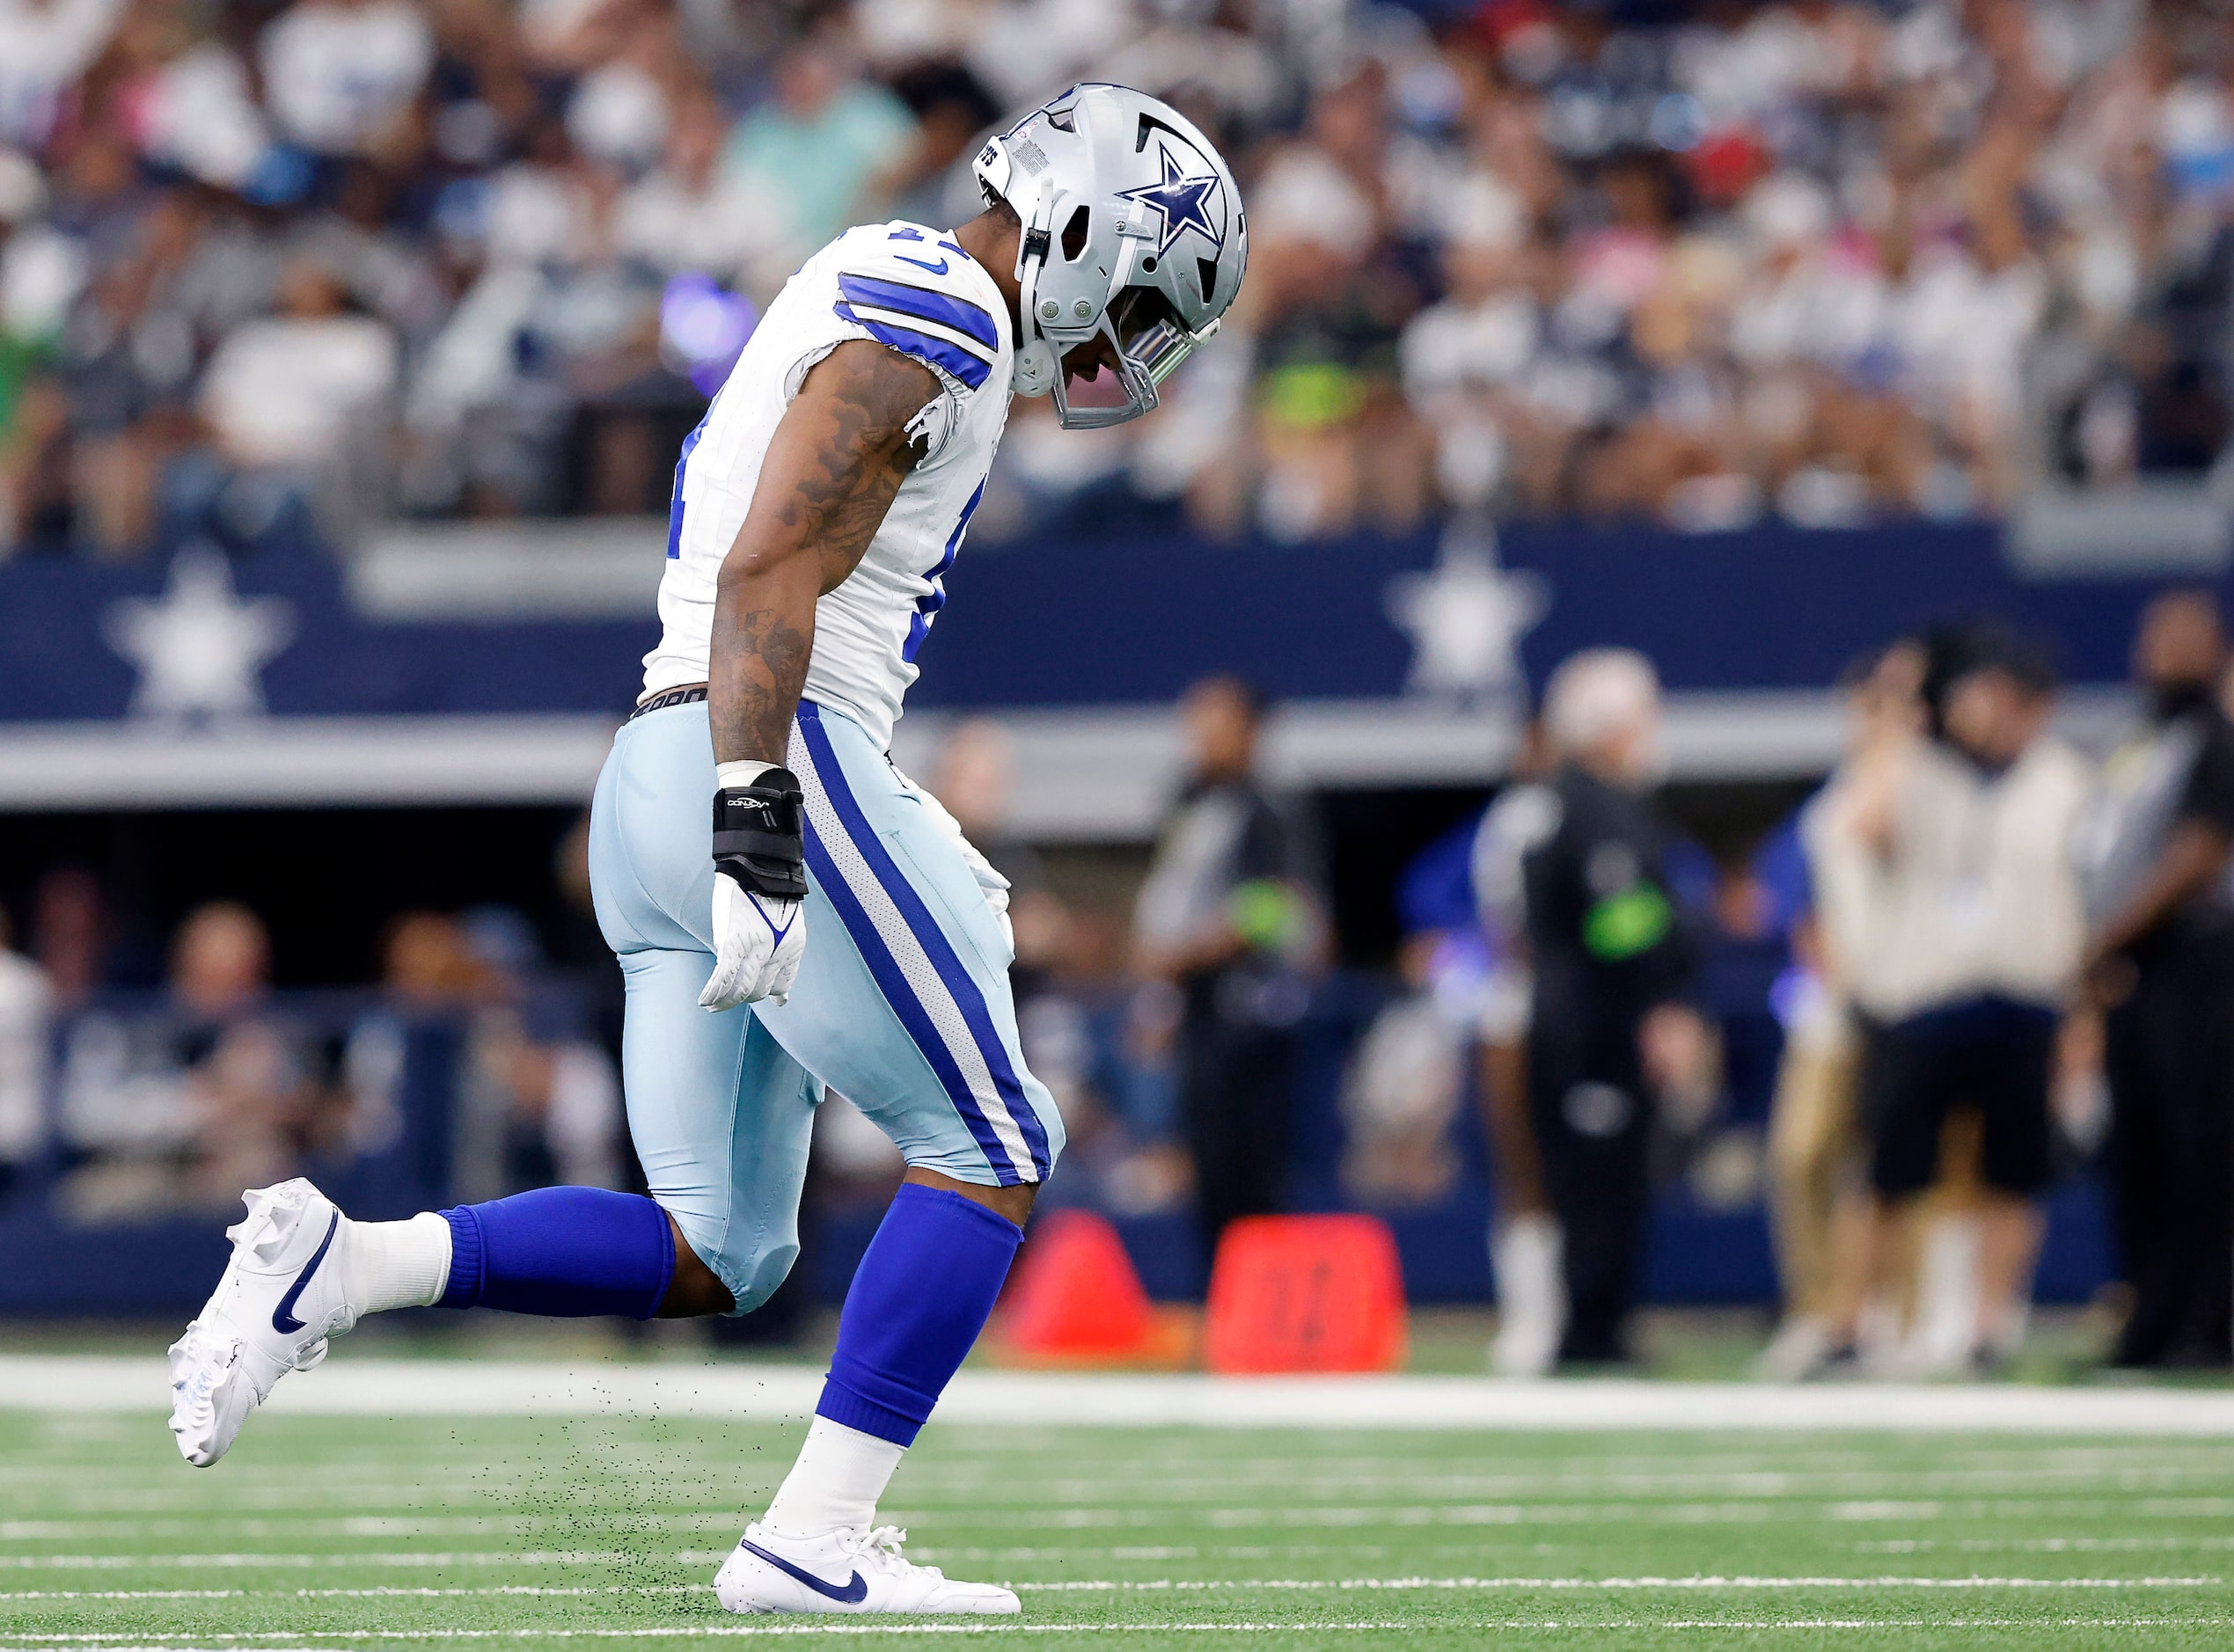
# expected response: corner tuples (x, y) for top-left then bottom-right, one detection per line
(715, 760), (778, 790)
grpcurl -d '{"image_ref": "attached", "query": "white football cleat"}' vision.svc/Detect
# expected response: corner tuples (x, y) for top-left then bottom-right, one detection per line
(713, 1523), (1020, 1615)
(168, 1179), (357, 1467)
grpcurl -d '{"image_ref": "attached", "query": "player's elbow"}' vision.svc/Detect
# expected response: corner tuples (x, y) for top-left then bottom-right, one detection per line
(715, 540), (795, 596)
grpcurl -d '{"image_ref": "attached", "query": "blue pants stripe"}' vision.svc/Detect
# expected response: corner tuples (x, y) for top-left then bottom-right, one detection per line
(796, 703), (1051, 1182)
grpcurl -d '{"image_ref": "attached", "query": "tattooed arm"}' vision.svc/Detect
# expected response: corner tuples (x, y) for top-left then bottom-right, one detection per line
(708, 340), (941, 764)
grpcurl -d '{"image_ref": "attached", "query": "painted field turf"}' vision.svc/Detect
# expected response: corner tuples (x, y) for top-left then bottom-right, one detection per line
(4, 1410), (2233, 1650)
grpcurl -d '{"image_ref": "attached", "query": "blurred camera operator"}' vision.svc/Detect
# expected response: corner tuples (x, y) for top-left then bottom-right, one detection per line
(2079, 591), (2234, 1370)
(1482, 649), (1706, 1367)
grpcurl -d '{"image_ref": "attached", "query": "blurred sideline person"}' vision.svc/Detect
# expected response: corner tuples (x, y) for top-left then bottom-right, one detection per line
(166, 83), (1249, 1618)
(1470, 719), (1563, 1377)
(2080, 592), (2234, 1369)
(1134, 676), (1321, 1264)
(1760, 642), (1925, 1379)
(1827, 630), (2090, 1373)
(927, 717), (1042, 898)
(1483, 649), (1706, 1367)
(0, 904), (52, 1197)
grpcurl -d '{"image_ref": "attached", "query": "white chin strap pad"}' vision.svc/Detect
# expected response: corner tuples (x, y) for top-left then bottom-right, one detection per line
(1012, 338), (1058, 396)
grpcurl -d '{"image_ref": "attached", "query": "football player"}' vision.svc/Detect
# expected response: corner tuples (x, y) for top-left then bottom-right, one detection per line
(167, 83), (1246, 1616)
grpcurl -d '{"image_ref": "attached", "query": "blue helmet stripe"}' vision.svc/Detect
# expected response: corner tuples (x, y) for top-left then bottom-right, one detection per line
(833, 303), (992, 390)
(837, 273), (1000, 351)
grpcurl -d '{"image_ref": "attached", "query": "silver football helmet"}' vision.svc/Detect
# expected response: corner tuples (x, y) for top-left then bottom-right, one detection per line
(973, 83), (1247, 428)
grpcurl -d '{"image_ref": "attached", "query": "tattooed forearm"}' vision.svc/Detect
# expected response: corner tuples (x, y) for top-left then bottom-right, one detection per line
(708, 340), (941, 764)
(710, 604), (813, 764)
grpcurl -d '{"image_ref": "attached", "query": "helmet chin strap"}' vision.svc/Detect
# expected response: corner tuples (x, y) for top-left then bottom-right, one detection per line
(1009, 193), (1061, 398)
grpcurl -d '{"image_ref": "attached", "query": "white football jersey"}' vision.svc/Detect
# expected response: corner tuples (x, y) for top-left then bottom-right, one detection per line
(641, 222), (1014, 749)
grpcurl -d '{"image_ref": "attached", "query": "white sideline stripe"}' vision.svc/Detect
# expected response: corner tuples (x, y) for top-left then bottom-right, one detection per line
(1864, 1537), (2234, 1552)
(1010, 1575), (2219, 1590)
(0, 1557), (624, 1571)
(1, 1577), (2213, 1602)
(12, 1358), (2234, 1435)
(5, 1623), (2234, 1643)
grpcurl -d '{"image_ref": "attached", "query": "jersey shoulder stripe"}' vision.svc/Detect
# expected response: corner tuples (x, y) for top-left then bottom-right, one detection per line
(835, 271), (999, 352)
(833, 299), (994, 389)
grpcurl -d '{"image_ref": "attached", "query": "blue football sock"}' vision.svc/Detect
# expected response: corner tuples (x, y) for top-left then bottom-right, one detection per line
(817, 1182), (1022, 1446)
(437, 1188), (676, 1319)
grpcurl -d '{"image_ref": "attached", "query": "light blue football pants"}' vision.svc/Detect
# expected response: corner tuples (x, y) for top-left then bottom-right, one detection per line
(587, 697), (1063, 1313)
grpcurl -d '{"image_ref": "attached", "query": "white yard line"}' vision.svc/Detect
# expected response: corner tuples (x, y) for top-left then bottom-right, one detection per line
(1008, 1576), (2223, 1590)
(2, 1577), (2216, 1602)
(1862, 1537), (2234, 1553)
(5, 1621), (2234, 1645)
(0, 1557), (628, 1572)
(8, 1357), (2234, 1436)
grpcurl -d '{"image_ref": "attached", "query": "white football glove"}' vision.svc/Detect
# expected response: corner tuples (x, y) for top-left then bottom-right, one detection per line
(699, 872), (805, 1011)
(699, 762), (809, 1012)
(896, 768), (1013, 953)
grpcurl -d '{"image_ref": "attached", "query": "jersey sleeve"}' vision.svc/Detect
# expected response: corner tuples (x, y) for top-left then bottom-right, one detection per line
(828, 227), (1005, 397)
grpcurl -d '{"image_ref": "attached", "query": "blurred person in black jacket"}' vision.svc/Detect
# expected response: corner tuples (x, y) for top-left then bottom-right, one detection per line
(2080, 591), (2234, 1369)
(1134, 677), (1321, 1265)
(1483, 649), (1707, 1366)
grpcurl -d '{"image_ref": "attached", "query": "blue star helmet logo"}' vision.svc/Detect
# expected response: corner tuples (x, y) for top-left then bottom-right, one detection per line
(1117, 143), (1225, 259)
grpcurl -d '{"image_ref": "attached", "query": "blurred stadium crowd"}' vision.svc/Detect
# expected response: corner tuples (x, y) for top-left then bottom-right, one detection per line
(5, 0), (2234, 555)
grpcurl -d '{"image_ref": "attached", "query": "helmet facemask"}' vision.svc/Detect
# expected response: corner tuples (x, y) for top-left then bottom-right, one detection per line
(982, 84), (1244, 431)
(1015, 226), (1219, 430)
(1040, 279), (1220, 430)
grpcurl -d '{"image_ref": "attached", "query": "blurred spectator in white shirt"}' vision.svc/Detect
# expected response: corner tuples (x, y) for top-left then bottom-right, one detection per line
(259, 0), (434, 157)
(0, 0), (124, 148)
(616, 91), (783, 287)
(199, 256), (398, 471)
(125, 26), (278, 194)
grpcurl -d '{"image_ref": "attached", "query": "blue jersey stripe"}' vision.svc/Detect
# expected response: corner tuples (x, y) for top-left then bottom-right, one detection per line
(836, 272), (1000, 350)
(665, 418), (706, 559)
(833, 303), (992, 389)
(797, 703), (1051, 1182)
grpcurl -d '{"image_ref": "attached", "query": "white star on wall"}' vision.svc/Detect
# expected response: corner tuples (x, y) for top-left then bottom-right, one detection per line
(105, 547), (296, 722)
(1384, 525), (1549, 707)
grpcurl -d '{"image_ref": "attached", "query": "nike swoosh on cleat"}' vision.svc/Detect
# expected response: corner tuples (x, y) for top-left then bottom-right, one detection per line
(894, 254), (949, 274)
(271, 1211), (340, 1334)
(738, 1540), (868, 1604)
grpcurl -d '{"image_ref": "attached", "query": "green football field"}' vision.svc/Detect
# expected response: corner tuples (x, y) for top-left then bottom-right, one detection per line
(5, 1405), (2234, 1651)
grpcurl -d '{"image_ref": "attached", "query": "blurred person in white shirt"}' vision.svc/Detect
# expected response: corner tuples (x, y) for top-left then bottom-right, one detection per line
(1820, 628), (2091, 1374)
(0, 0), (124, 149)
(259, 0), (433, 157)
(1761, 641), (1924, 1380)
(0, 902), (51, 1193)
(1469, 720), (1562, 1376)
(615, 92), (783, 289)
(198, 256), (398, 473)
(1399, 193), (1539, 515)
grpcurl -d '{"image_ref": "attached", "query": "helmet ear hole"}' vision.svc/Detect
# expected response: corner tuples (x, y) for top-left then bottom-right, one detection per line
(1061, 206), (1091, 261)
(1196, 256), (1220, 302)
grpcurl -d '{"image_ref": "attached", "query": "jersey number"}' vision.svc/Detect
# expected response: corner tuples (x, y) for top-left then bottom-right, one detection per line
(905, 478), (985, 663)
